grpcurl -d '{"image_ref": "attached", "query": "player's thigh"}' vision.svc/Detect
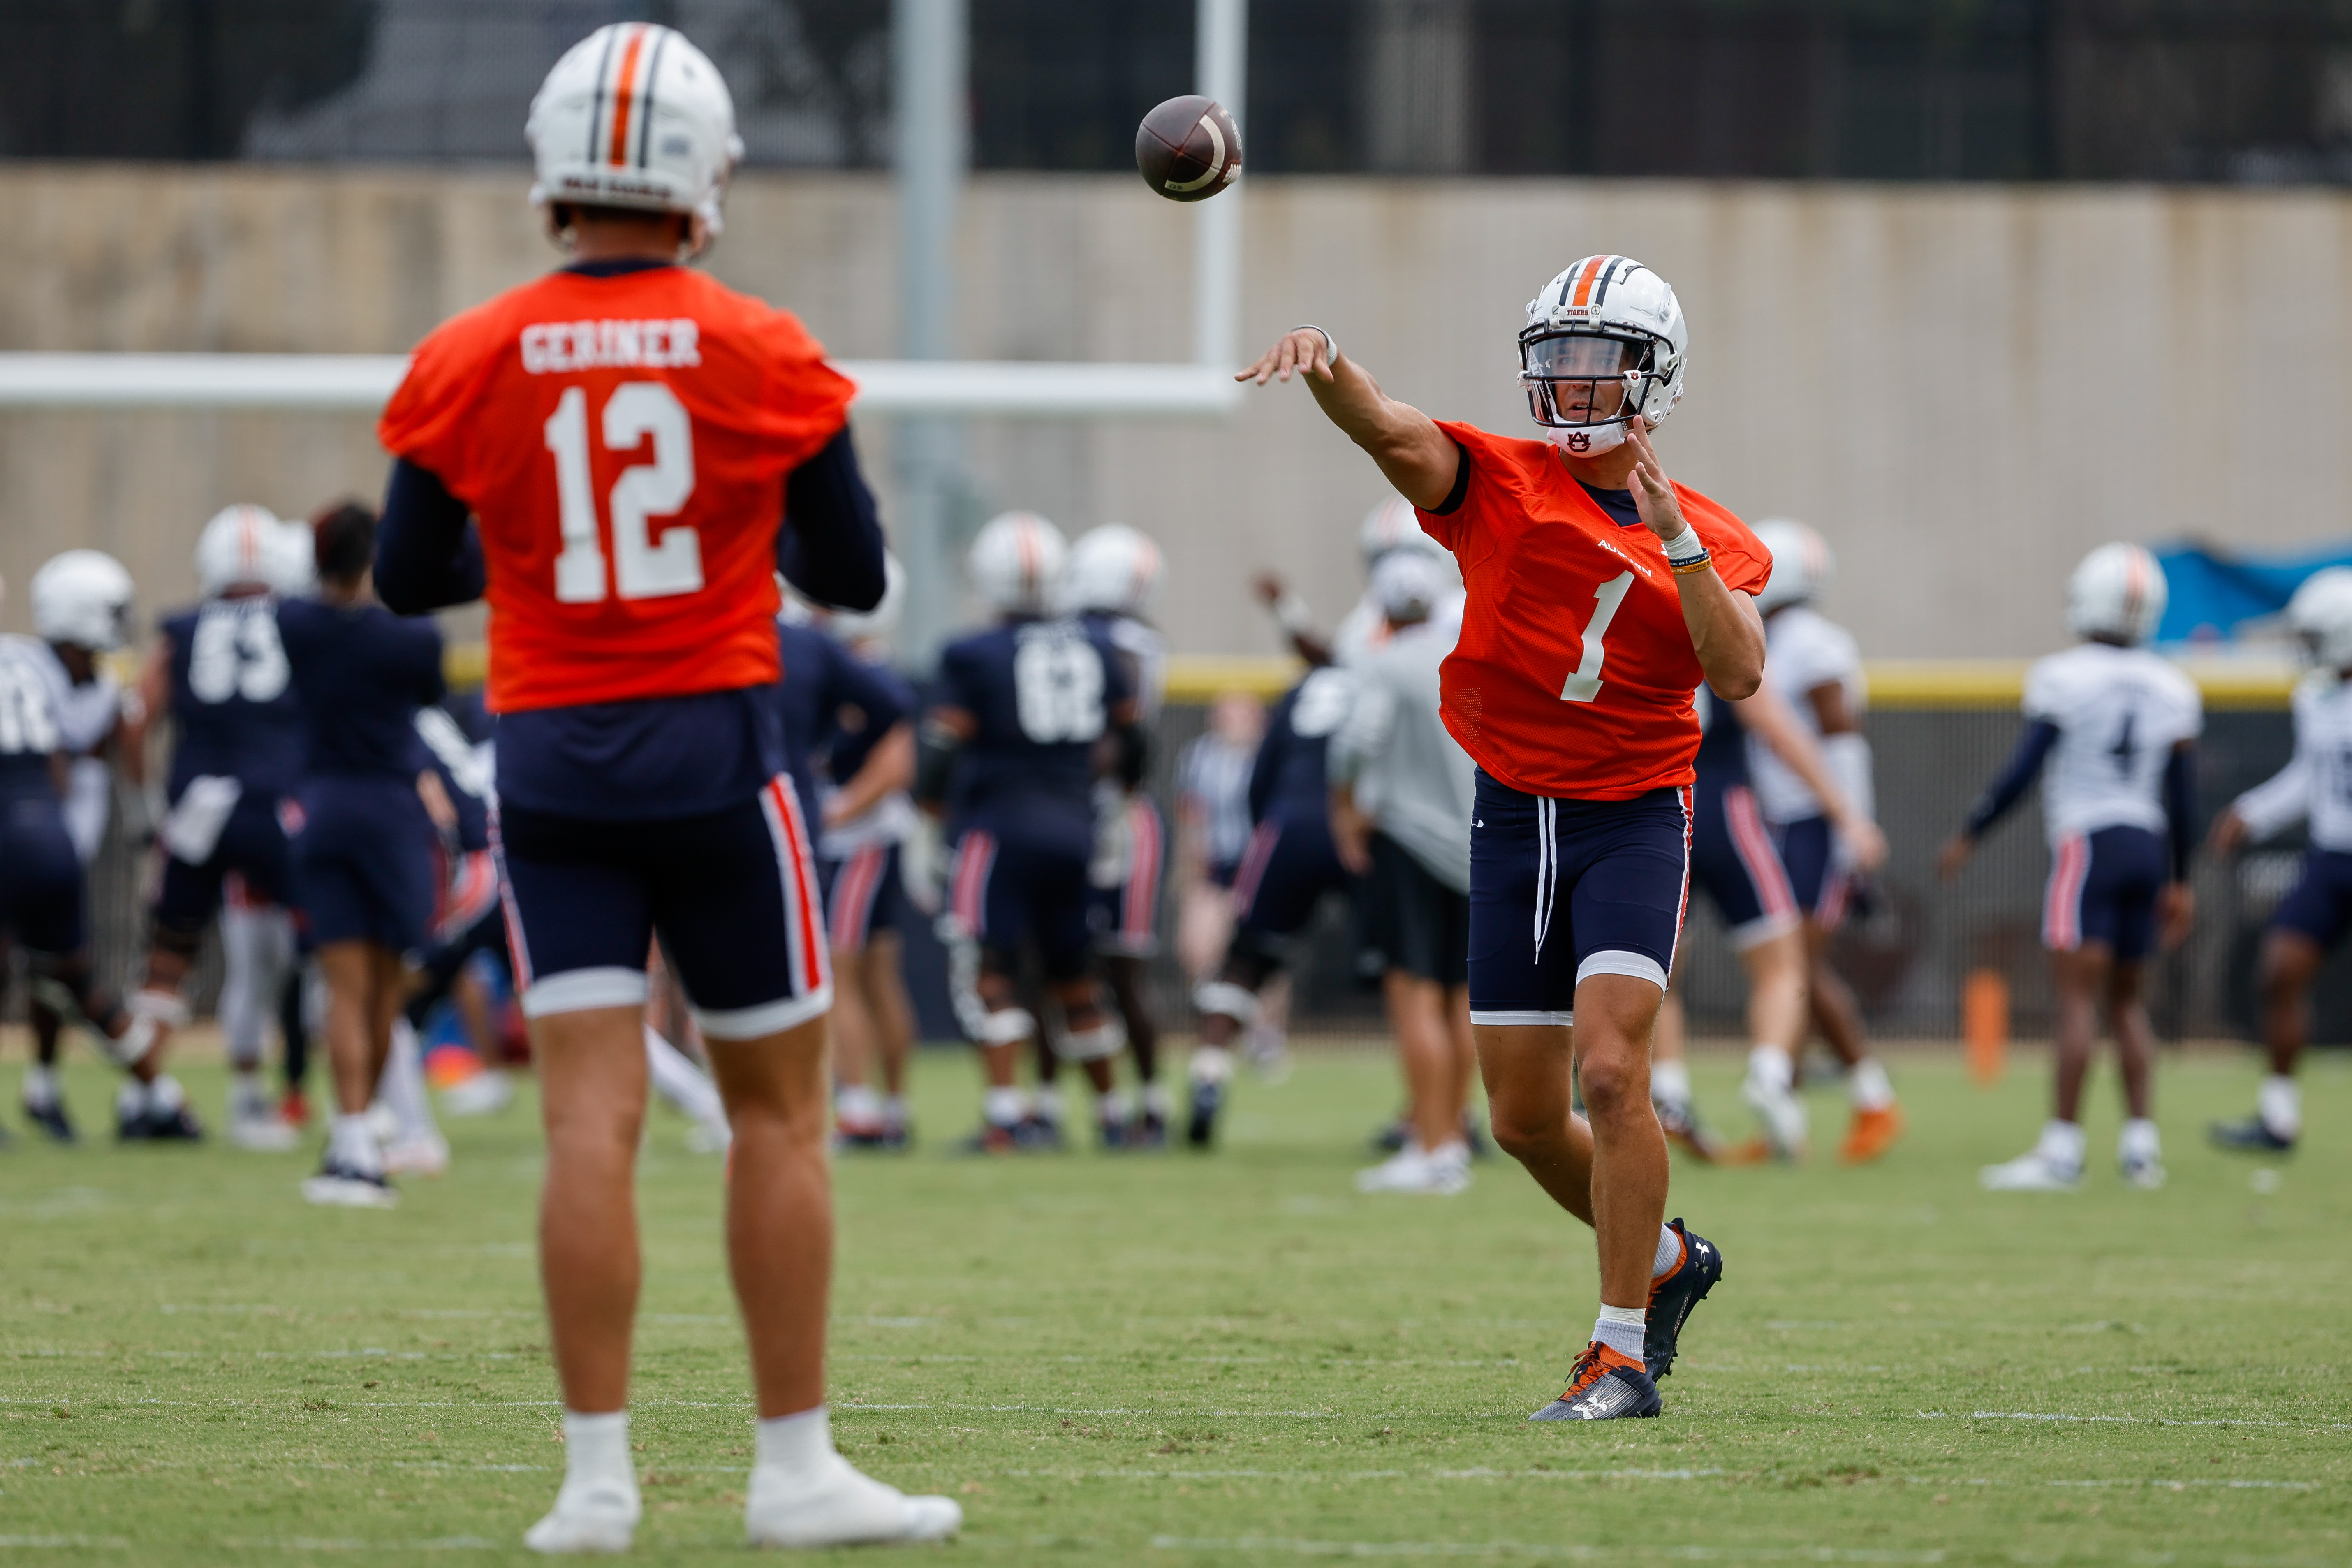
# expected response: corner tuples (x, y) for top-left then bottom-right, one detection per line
(703, 1013), (830, 1129)
(821, 844), (889, 956)
(2087, 827), (2168, 964)
(1564, 790), (1690, 993)
(1234, 818), (1341, 943)
(0, 813), (88, 958)
(1465, 772), (1578, 1026)
(534, 1005), (653, 1146)
(2267, 849), (2352, 964)
(494, 803), (658, 1020)
(220, 794), (298, 908)
(1695, 782), (1800, 953)
(1771, 815), (1836, 917)
(645, 789), (831, 1041)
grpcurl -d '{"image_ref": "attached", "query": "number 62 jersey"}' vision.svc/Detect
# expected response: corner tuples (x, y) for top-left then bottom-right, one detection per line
(935, 618), (1133, 849)
(377, 264), (853, 714)
(1415, 422), (1771, 801)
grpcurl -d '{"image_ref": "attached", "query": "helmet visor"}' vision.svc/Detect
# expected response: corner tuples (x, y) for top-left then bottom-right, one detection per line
(1518, 330), (1656, 429)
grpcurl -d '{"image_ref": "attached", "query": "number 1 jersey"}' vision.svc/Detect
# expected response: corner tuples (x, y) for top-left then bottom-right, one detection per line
(377, 264), (854, 715)
(1416, 421), (1771, 801)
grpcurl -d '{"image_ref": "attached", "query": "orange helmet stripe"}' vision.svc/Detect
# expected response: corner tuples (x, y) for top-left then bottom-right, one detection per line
(1569, 255), (1615, 308)
(607, 25), (648, 167)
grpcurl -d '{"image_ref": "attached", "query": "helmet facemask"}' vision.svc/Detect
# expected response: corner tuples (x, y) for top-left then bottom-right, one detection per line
(1518, 328), (1665, 457)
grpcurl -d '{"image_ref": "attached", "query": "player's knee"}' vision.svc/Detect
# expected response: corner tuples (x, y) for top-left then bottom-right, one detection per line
(974, 1006), (1037, 1047)
(1485, 1096), (1558, 1162)
(1576, 1050), (1648, 1119)
(1053, 1017), (1124, 1063)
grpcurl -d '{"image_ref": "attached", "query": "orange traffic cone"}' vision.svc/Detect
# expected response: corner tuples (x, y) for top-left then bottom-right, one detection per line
(1964, 968), (2008, 1085)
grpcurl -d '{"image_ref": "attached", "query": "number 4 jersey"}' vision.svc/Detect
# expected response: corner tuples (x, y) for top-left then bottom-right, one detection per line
(1416, 421), (1771, 801)
(377, 264), (854, 714)
(2022, 642), (2202, 846)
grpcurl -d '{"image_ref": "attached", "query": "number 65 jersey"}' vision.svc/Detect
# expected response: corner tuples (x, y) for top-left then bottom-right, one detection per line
(1416, 422), (1771, 802)
(377, 264), (853, 714)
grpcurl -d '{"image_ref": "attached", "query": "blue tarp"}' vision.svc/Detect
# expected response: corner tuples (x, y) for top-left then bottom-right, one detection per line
(2155, 540), (2352, 646)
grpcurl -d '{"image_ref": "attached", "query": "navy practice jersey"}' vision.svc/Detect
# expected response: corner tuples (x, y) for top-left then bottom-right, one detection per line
(770, 621), (912, 822)
(1693, 684), (1748, 786)
(819, 644), (916, 789)
(1248, 666), (1358, 826)
(935, 616), (1132, 826)
(276, 598), (445, 782)
(162, 598), (308, 802)
(0, 634), (64, 804)
(414, 704), (494, 853)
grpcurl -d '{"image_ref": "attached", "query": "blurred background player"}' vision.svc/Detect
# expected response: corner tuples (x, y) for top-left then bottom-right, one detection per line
(2204, 566), (2352, 1155)
(771, 563), (916, 1151)
(1655, 676), (1886, 1161)
(1186, 658), (1359, 1146)
(118, 506), (310, 1149)
(1944, 544), (2197, 1190)
(918, 512), (1141, 1152)
(1330, 551), (1478, 1195)
(1, 577), (136, 1146)
(1174, 689), (1265, 983)
(372, 23), (958, 1547)
(14, 549), (137, 1140)
(279, 502), (446, 1205)
(1253, 495), (1463, 671)
(1744, 519), (1903, 1164)
(1060, 522), (1173, 1147)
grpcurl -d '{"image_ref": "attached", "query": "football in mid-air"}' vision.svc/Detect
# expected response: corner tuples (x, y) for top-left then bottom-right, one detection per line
(1135, 95), (1242, 202)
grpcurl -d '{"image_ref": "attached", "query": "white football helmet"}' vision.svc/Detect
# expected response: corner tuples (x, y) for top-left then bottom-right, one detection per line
(2065, 543), (2169, 647)
(30, 549), (134, 651)
(1356, 495), (1447, 569)
(968, 511), (1068, 617)
(2286, 567), (2352, 668)
(527, 23), (744, 239)
(194, 504), (284, 598)
(269, 517), (319, 597)
(1752, 519), (1834, 614)
(829, 550), (907, 644)
(1058, 524), (1165, 618)
(1519, 255), (1688, 458)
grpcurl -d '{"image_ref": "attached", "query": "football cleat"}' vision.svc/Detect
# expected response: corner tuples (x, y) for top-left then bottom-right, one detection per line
(1839, 1105), (1905, 1165)
(302, 1158), (399, 1209)
(1015, 1113), (1065, 1152)
(120, 1100), (204, 1143)
(744, 1452), (961, 1548)
(382, 1131), (451, 1177)
(22, 1095), (76, 1144)
(278, 1087), (312, 1129)
(1739, 1069), (1808, 1160)
(2120, 1153), (2167, 1190)
(523, 1473), (640, 1555)
(1644, 1219), (1722, 1380)
(440, 1070), (515, 1118)
(1529, 1343), (1661, 1422)
(956, 1122), (1021, 1156)
(1655, 1098), (1730, 1163)
(1122, 1109), (1168, 1151)
(2209, 1115), (2295, 1154)
(1185, 1077), (1224, 1149)
(1353, 1142), (1470, 1195)
(1978, 1151), (2082, 1192)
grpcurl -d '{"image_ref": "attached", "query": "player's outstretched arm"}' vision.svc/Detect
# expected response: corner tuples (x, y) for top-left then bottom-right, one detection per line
(1238, 329), (1456, 511)
(1731, 681), (1886, 871)
(375, 459), (486, 614)
(1624, 420), (1764, 698)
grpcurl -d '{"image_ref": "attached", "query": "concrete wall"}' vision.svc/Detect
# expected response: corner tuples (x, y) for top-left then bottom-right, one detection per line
(2, 163), (2349, 660)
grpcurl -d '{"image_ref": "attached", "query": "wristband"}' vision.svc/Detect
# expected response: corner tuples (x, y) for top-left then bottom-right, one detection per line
(1669, 553), (1714, 577)
(1659, 525), (1707, 564)
(1290, 324), (1339, 366)
(1271, 591), (1316, 636)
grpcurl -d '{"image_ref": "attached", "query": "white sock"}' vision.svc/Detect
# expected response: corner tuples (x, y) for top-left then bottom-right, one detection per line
(23, 1064), (57, 1109)
(1190, 1045), (1235, 1084)
(1592, 1304), (1647, 1361)
(982, 1086), (1028, 1128)
(836, 1084), (884, 1125)
(883, 1094), (909, 1128)
(753, 1405), (833, 1480)
(1847, 1058), (1896, 1112)
(1035, 1086), (1065, 1124)
(1651, 1059), (1692, 1110)
(1747, 1043), (1794, 1092)
(329, 1112), (383, 1176)
(2259, 1075), (2301, 1139)
(561, 1408), (633, 1487)
(1141, 1081), (1173, 1118)
(644, 1026), (729, 1141)
(1651, 1223), (1684, 1279)
(146, 1074), (187, 1115)
(377, 1018), (438, 1144)
(2118, 1117), (2162, 1164)
(1101, 1086), (1136, 1123)
(1426, 1137), (1469, 1168)
(2034, 1118), (2087, 1171)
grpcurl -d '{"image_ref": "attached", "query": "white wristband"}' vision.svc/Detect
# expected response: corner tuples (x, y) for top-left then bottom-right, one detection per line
(1272, 591), (1315, 637)
(1291, 324), (1338, 365)
(1660, 526), (1706, 564)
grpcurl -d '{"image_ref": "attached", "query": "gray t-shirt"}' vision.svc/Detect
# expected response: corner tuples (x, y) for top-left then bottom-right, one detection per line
(1329, 618), (1475, 892)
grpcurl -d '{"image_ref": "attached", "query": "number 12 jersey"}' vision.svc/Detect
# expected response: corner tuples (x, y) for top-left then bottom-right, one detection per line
(377, 264), (854, 715)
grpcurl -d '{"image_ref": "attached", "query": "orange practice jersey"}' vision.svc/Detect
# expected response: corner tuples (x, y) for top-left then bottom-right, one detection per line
(1417, 421), (1771, 800)
(378, 266), (853, 714)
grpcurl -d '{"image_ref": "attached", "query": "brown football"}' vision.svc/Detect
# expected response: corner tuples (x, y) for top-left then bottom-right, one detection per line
(1135, 95), (1242, 202)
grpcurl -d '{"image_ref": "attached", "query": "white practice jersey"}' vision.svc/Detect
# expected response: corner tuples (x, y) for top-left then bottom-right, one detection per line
(2021, 642), (2202, 844)
(1106, 614), (1168, 726)
(2234, 671), (2352, 852)
(1748, 607), (1866, 824)
(16, 637), (120, 756)
(0, 635), (65, 764)
(1331, 586), (1466, 669)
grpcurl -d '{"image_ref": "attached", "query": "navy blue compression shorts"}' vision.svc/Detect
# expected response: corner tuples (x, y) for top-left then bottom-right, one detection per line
(155, 792), (295, 933)
(946, 817), (1094, 983)
(2042, 824), (2169, 960)
(1088, 795), (1164, 959)
(1229, 812), (1356, 945)
(294, 776), (436, 954)
(821, 842), (905, 952)
(0, 799), (88, 955)
(1688, 775), (1799, 952)
(1771, 814), (1852, 928)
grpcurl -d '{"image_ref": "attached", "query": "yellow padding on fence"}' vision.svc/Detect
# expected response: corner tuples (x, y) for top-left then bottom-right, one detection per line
(441, 646), (2297, 710)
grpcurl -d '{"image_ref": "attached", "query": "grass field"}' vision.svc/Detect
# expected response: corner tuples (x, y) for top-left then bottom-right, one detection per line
(2, 1039), (2347, 1566)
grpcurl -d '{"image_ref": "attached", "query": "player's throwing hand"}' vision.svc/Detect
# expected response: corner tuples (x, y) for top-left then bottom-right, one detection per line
(1238, 327), (1338, 386)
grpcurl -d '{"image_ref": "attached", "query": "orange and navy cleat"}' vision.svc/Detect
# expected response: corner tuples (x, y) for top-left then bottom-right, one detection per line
(1529, 1343), (1660, 1422)
(1644, 1218), (1723, 1380)
(1839, 1104), (1905, 1164)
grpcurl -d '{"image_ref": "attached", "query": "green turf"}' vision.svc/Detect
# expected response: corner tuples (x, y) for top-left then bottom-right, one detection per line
(2, 1042), (2347, 1566)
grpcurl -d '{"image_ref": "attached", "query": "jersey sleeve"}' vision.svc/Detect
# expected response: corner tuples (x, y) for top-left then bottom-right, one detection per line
(751, 307), (858, 476)
(1686, 496), (1771, 598)
(1416, 420), (1515, 554)
(933, 639), (982, 718)
(2021, 655), (2067, 721)
(377, 303), (508, 486)
(1780, 616), (1859, 695)
(2164, 666), (2206, 741)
